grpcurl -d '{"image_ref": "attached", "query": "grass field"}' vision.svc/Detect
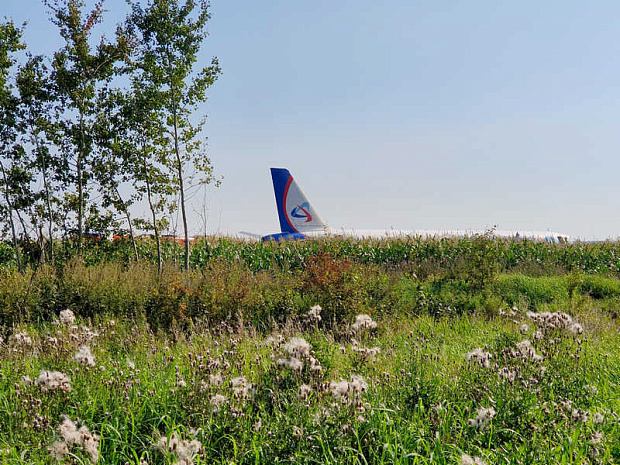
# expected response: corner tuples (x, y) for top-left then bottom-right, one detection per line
(0, 237), (619, 464)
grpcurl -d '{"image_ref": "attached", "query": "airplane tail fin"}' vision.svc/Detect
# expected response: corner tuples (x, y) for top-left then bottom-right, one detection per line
(271, 168), (326, 233)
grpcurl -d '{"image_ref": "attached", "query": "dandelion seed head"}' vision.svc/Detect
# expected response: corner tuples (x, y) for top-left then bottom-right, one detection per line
(48, 441), (69, 460)
(460, 453), (486, 465)
(9, 331), (32, 347)
(298, 384), (312, 400)
(591, 431), (603, 444)
(470, 407), (496, 430)
(36, 370), (71, 393)
(352, 314), (377, 332)
(466, 348), (492, 368)
(59, 309), (75, 326)
(307, 305), (322, 323)
(74, 346), (95, 367)
(283, 337), (311, 358)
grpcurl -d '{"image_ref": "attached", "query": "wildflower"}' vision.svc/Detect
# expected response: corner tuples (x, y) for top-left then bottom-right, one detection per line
(230, 376), (254, 399)
(21, 375), (33, 386)
(569, 322), (583, 335)
(265, 334), (285, 347)
(466, 348), (492, 368)
(9, 331), (32, 347)
(252, 417), (262, 432)
(307, 305), (322, 323)
(591, 431), (603, 444)
(210, 394), (227, 412)
(156, 432), (202, 464)
(520, 323), (529, 334)
(177, 378), (187, 388)
(293, 426), (303, 437)
(512, 340), (543, 362)
(74, 346), (95, 367)
(498, 367), (516, 383)
(48, 440), (69, 459)
(594, 412), (604, 424)
(460, 454), (486, 465)
(126, 358), (136, 370)
(36, 370), (71, 393)
(283, 337), (311, 358)
(527, 311), (583, 335)
(59, 309), (75, 326)
(298, 384), (312, 400)
(329, 375), (368, 405)
(352, 345), (381, 362)
(350, 375), (368, 393)
(209, 373), (223, 386)
(352, 314), (377, 332)
(469, 407), (496, 430)
(277, 357), (304, 372)
(52, 415), (99, 463)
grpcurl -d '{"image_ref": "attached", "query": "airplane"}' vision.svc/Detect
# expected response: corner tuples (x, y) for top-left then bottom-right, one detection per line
(253, 168), (570, 243)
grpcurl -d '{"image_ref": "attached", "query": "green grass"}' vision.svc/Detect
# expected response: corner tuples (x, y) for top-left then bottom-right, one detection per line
(1, 300), (619, 463)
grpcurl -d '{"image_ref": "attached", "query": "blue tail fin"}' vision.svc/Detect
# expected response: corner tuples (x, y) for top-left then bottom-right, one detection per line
(271, 168), (326, 234)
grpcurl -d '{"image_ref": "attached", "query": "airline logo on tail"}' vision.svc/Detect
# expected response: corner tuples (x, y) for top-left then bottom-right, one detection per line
(291, 202), (312, 223)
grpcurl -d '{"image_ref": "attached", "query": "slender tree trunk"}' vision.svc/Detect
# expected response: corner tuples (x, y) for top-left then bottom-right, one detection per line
(114, 185), (139, 262)
(41, 155), (54, 262)
(142, 147), (162, 273)
(32, 125), (54, 262)
(172, 104), (189, 270)
(0, 161), (22, 271)
(77, 109), (85, 254)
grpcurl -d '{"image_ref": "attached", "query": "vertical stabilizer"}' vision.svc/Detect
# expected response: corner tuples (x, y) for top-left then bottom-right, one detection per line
(271, 168), (326, 233)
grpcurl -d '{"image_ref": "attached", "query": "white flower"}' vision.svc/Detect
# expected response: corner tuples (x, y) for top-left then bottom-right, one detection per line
(466, 348), (492, 368)
(283, 337), (311, 358)
(230, 376), (254, 399)
(209, 373), (223, 387)
(307, 305), (322, 323)
(569, 323), (583, 335)
(74, 346), (95, 367)
(126, 358), (135, 370)
(210, 394), (227, 412)
(277, 357), (304, 372)
(298, 384), (312, 400)
(48, 440), (69, 459)
(469, 407), (496, 430)
(352, 345), (381, 362)
(36, 370), (71, 393)
(512, 340), (543, 362)
(156, 432), (201, 464)
(56, 415), (99, 463)
(591, 431), (603, 444)
(351, 314), (377, 332)
(9, 331), (32, 347)
(59, 309), (75, 326)
(460, 453), (486, 465)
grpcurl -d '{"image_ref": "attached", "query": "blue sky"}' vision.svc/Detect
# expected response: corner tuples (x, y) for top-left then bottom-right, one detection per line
(4, 1), (620, 239)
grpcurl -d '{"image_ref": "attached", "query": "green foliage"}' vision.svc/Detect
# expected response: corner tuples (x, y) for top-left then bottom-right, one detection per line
(492, 274), (570, 309)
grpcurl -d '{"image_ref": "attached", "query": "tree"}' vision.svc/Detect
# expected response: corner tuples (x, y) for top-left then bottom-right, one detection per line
(0, 20), (26, 269)
(45, 0), (129, 253)
(126, 0), (221, 269)
(16, 54), (59, 262)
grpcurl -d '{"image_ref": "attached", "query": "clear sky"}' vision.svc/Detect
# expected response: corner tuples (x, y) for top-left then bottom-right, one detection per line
(4, 1), (620, 240)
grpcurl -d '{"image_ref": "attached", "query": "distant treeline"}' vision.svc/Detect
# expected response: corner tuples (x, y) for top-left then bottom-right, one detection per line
(0, 0), (221, 271)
